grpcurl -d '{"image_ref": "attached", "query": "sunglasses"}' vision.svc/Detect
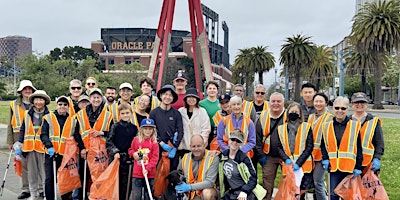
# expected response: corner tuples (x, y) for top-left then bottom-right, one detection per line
(255, 91), (265, 95)
(71, 86), (82, 90)
(57, 103), (68, 107)
(86, 82), (96, 86)
(230, 138), (242, 143)
(334, 107), (347, 111)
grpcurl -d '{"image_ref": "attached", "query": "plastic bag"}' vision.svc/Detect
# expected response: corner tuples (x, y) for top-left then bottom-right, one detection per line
(87, 134), (109, 182)
(154, 152), (170, 197)
(89, 154), (120, 200)
(57, 137), (81, 195)
(362, 165), (389, 200)
(275, 164), (299, 200)
(14, 157), (22, 177)
(334, 174), (367, 200)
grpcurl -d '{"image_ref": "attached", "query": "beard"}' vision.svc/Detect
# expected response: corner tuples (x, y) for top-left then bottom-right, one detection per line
(107, 96), (115, 103)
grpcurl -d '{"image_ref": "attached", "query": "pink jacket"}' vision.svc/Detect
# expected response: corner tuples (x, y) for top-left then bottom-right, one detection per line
(128, 137), (159, 178)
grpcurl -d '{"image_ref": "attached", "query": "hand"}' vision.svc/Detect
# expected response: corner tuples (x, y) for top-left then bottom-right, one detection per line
(371, 158), (381, 171)
(322, 160), (329, 171)
(259, 156), (267, 166)
(133, 152), (140, 161)
(47, 147), (55, 157)
(80, 149), (87, 159)
(353, 169), (362, 178)
(119, 152), (128, 162)
(285, 159), (292, 165)
(209, 150), (221, 157)
(142, 167), (148, 176)
(9, 144), (13, 150)
(161, 143), (173, 152)
(15, 149), (22, 156)
(15, 155), (22, 161)
(13, 142), (22, 151)
(237, 191), (247, 200)
(168, 148), (177, 158)
(93, 131), (104, 137)
(175, 183), (191, 193)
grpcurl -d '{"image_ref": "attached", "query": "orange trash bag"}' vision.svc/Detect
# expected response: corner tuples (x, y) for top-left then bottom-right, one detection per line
(89, 154), (120, 200)
(209, 138), (219, 151)
(275, 164), (299, 200)
(362, 164), (389, 200)
(334, 175), (367, 200)
(14, 157), (22, 177)
(87, 134), (109, 182)
(57, 137), (81, 195)
(154, 152), (170, 197)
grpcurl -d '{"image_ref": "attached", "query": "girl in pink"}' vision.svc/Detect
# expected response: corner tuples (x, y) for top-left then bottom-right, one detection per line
(129, 118), (159, 200)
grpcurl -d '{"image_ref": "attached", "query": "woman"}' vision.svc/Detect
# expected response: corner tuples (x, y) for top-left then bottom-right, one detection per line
(199, 81), (220, 147)
(134, 94), (151, 125)
(178, 88), (211, 156)
(320, 96), (363, 200)
(219, 129), (257, 200)
(277, 102), (313, 197)
(308, 93), (333, 200)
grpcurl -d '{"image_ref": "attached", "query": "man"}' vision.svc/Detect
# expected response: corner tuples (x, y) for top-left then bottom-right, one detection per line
(171, 71), (188, 110)
(212, 94), (231, 126)
(176, 135), (219, 200)
(84, 77), (98, 96)
(259, 92), (286, 200)
(109, 83), (135, 124)
(8, 80), (36, 199)
(150, 85), (184, 171)
(105, 86), (117, 109)
(252, 84), (269, 117)
(300, 82), (317, 121)
(68, 79), (83, 116)
(232, 84), (256, 122)
(134, 76), (160, 112)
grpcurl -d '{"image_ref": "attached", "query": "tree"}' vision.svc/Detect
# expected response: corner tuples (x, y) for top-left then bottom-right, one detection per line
(350, 0), (400, 109)
(249, 46), (275, 85)
(306, 45), (334, 91)
(344, 47), (376, 93)
(232, 48), (255, 96)
(280, 34), (316, 102)
(383, 55), (400, 102)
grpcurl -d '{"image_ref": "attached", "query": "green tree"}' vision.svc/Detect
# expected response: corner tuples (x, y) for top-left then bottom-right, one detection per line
(383, 55), (400, 102)
(350, 0), (400, 109)
(280, 34), (316, 102)
(344, 47), (376, 93)
(233, 48), (255, 96)
(306, 45), (334, 91)
(249, 46), (275, 85)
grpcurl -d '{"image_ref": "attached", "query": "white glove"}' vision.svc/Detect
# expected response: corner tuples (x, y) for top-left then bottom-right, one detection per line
(13, 142), (22, 151)
(237, 191), (247, 200)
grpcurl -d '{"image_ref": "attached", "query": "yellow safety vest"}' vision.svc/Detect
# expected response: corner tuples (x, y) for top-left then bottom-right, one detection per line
(360, 117), (380, 166)
(43, 113), (75, 155)
(308, 112), (333, 161)
(109, 101), (141, 128)
(67, 97), (76, 116)
(223, 115), (253, 158)
(242, 100), (253, 118)
(22, 111), (45, 153)
(10, 100), (27, 134)
(259, 110), (286, 154)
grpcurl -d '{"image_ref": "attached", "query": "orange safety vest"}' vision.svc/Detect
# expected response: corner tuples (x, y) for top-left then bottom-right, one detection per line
(67, 97), (76, 116)
(21, 111), (45, 153)
(360, 117), (380, 166)
(181, 150), (215, 199)
(253, 100), (269, 111)
(278, 122), (313, 173)
(259, 110), (286, 154)
(10, 100), (27, 134)
(242, 100), (253, 118)
(308, 112), (333, 161)
(109, 102), (141, 128)
(134, 95), (160, 111)
(212, 110), (226, 126)
(43, 113), (75, 155)
(322, 120), (361, 173)
(223, 115), (253, 158)
(76, 108), (112, 149)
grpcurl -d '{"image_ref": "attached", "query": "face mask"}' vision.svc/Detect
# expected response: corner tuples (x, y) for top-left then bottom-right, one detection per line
(288, 112), (300, 121)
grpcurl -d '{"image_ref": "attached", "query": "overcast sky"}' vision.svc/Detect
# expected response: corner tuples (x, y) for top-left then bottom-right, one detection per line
(1, 0), (356, 86)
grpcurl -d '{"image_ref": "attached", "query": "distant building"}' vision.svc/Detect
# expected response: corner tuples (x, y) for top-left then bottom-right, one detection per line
(0, 35), (32, 61)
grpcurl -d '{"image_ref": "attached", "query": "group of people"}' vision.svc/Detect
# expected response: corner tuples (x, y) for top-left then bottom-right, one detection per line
(7, 72), (384, 200)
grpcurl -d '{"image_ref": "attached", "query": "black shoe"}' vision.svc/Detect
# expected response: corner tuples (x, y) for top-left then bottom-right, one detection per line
(17, 192), (30, 199)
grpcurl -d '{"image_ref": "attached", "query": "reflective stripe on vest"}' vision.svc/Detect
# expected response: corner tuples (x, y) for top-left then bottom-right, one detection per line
(181, 150), (214, 199)
(223, 115), (253, 157)
(44, 113), (75, 155)
(10, 101), (26, 133)
(308, 112), (333, 161)
(259, 110), (271, 153)
(110, 103), (119, 123)
(68, 97), (76, 116)
(278, 122), (313, 173)
(242, 100), (253, 118)
(22, 111), (44, 153)
(110, 102), (140, 128)
(262, 100), (269, 111)
(212, 111), (223, 126)
(360, 117), (379, 166)
(322, 120), (361, 173)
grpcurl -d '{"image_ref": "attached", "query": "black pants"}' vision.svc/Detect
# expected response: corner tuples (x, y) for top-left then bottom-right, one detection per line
(44, 154), (72, 200)
(118, 159), (133, 200)
(77, 157), (91, 200)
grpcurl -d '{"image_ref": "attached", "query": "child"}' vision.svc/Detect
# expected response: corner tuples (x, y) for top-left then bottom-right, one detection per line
(129, 118), (159, 200)
(106, 103), (138, 200)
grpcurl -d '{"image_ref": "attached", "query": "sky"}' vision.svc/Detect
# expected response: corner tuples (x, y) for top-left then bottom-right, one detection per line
(1, 0), (356, 86)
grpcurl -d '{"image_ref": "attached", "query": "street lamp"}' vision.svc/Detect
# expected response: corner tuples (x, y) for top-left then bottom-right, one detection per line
(274, 68), (277, 92)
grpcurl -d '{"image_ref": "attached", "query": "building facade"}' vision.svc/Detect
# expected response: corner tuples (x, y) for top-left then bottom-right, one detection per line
(0, 35), (32, 61)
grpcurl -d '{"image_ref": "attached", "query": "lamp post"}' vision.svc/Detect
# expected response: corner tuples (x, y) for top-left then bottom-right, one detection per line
(285, 66), (289, 101)
(339, 50), (345, 97)
(274, 68), (277, 92)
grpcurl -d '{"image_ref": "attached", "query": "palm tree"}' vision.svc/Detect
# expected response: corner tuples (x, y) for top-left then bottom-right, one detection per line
(249, 46), (275, 85)
(307, 45), (334, 91)
(350, 0), (400, 109)
(280, 34), (316, 102)
(233, 48), (255, 96)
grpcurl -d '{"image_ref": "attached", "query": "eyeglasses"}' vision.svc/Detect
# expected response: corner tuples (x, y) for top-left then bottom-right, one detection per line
(86, 82), (96, 86)
(235, 89), (243, 92)
(57, 103), (68, 107)
(334, 107), (347, 111)
(255, 91), (265, 95)
(353, 101), (366, 104)
(71, 87), (82, 90)
(230, 138), (242, 143)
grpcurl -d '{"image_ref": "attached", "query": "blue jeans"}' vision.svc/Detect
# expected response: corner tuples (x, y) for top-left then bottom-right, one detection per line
(132, 177), (154, 200)
(329, 171), (351, 200)
(313, 161), (327, 200)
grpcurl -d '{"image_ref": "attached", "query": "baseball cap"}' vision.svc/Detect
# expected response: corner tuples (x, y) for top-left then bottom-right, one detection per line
(218, 94), (231, 103)
(89, 88), (103, 96)
(351, 92), (368, 103)
(119, 82), (133, 90)
(173, 72), (187, 81)
(229, 129), (244, 143)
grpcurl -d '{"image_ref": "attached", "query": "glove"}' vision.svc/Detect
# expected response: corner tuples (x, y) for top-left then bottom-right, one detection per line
(15, 149), (22, 156)
(15, 155), (22, 161)
(238, 191), (247, 199)
(175, 182), (191, 193)
(322, 160), (329, 171)
(161, 143), (173, 152)
(371, 158), (381, 171)
(353, 169), (362, 178)
(258, 156), (267, 166)
(168, 148), (177, 158)
(285, 159), (292, 165)
(13, 142), (22, 151)
(294, 163), (300, 171)
(47, 147), (55, 157)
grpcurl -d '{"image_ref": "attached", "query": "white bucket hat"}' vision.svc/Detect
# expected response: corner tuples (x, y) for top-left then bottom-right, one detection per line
(29, 90), (51, 105)
(17, 80), (37, 94)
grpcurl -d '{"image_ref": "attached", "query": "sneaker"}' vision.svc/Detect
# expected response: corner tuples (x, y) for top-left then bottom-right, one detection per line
(17, 192), (31, 199)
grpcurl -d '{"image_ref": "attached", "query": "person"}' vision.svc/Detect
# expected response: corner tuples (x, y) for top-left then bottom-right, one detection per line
(219, 129), (257, 200)
(77, 95), (90, 111)
(300, 82), (317, 121)
(105, 86), (117, 109)
(134, 77), (160, 112)
(40, 96), (75, 200)
(84, 77), (98, 96)
(216, 96), (256, 157)
(212, 94), (231, 127)
(134, 94), (151, 127)
(178, 88), (211, 157)
(171, 71), (188, 109)
(320, 96), (363, 200)
(149, 85), (183, 170)
(232, 84), (256, 122)
(258, 92), (286, 200)
(199, 81), (220, 147)
(109, 83), (135, 124)
(176, 135), (219, 200)
(308, 93), (333, 200)
(68, 79), (83, 116)
(107, 103), (139, 200)
(277, 102), (314, 198)
(350, 92), (384, 171)
(16, 90), (51, 199)
(8, 80), (36, 199)
(129, 118), (160, 200)
(252, 84), (269, 117)
(73, 88), (113, 199)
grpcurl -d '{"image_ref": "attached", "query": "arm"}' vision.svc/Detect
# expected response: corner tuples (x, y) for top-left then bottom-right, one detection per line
(73, 121), (85, 151)
(296, 128), (313, 167)
(321, 134), (329, 161)
(355, 132), (363, 170)
(40, 119), (53, 149)
(7, 105), (14, 146)
(190, 156), (220, 191)
(254, 120), (266, 158)
(277, 133), (290, 161)
(372, 121), (384, 159)
(250, 106), (257, 123)
(240, 121), (256, 153)
(174, 111), (184, 148)
(240, 156), (257, 193)
(200, 109), (211, 143)
(106, 123), (119, 156)
(18, 120), (26, 143)
(217, 120), (228, 151)
(145, 141), (160, 173)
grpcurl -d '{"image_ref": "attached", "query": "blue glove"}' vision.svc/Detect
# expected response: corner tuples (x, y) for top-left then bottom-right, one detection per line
(173, 132), (178, 144)
(371, 158), (380, 171)
(294, 163), (300, 171)
(322, 160), (329, 171)
(47, 147), (55, 157)
(285, 159), (292, 165)
(259, 156), (267, 166)
(15, 149), (22, 156)
(161, 143), (173, 152)
(353, 169), (362, 178)
(175, 182), (191, 193)
(168, 148), (177, 158)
